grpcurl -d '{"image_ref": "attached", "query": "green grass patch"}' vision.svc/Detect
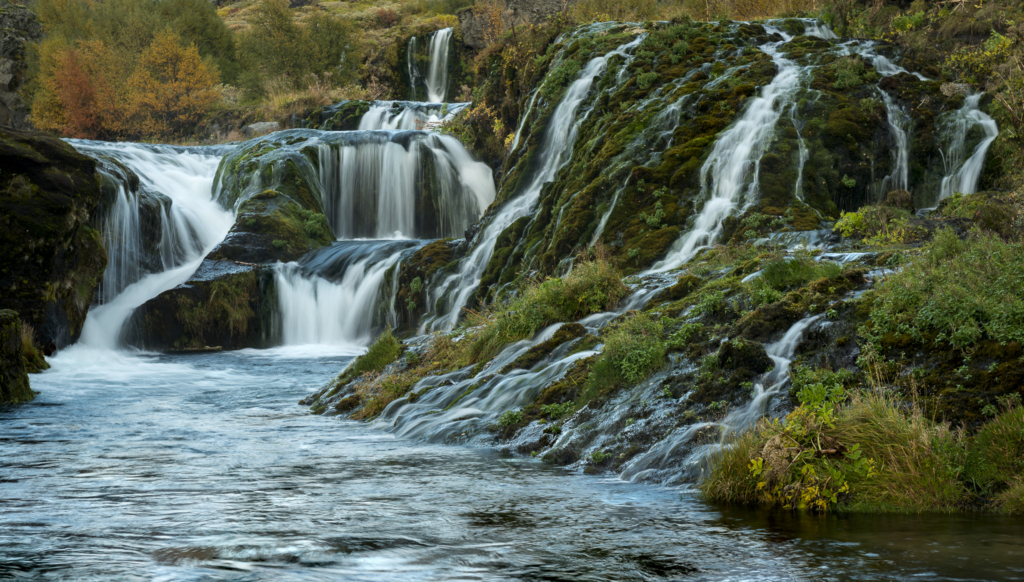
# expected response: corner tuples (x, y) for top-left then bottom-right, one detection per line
(870, 229), (1024, 348)
(470, 258), (629, 363)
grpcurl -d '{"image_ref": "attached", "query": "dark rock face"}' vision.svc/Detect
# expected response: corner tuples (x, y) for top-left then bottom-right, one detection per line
(0, 5), (42, 129)
(0, 128), (107, 350)
(127, 261), (278, 351)
(0, 309), (32, 403)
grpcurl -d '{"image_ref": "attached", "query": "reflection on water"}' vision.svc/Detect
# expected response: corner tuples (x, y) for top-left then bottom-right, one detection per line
(1, 348), (1022, 581)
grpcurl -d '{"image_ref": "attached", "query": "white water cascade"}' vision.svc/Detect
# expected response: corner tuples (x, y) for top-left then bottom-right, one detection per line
(315, 132), (495, 239)
(275, 252), (405, 347)
(407, 28), (453, 103)
(425, 28), (453, 103)
(358, 101), (469, 130)
(878, 89), (912, 195)
(621, 315), (823, 484)
(421, 34), (646, 331)
(651, 26), (807, 273)
(67, 142), (233, 349)
(937, 93), (999, 204)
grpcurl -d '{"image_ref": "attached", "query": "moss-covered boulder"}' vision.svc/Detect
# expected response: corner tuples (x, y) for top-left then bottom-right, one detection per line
(208, 189), (332, 263)
(127, 261), (277, 351)
(0, 309), (33, 403)
(0, 128), (107, 351)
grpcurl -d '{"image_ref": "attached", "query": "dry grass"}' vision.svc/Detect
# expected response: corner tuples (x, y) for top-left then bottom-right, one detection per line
(262, 73), (371, 119)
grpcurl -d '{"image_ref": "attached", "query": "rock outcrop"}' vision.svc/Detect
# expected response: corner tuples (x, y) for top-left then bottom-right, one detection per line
(0, 128), (107, 351)
(0, 309), (32, 403)
(459, 0), (579, 49)
(0, 2), (42, 129)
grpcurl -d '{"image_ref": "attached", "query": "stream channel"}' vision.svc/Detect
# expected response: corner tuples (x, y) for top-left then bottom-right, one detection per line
(2, 347), (1022, 581)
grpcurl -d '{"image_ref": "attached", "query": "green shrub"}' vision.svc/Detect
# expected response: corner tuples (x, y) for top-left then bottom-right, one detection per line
(831, 56), (865, 89)
(759, 258), (842, 291)
(349, 326), (402, 377)
(702, 391), (969, 513)
(870, 229), (1024, 348)
(540, 402), (575, 419)
(833, 205), (916, 245)
(692, 289), (726, 316)
(637, 72), (659, 90)
(965, 402), (1024, 490)
(498, 409), (524, 427)
(666, 322), (703, 350)
(601, 313), (665, 384)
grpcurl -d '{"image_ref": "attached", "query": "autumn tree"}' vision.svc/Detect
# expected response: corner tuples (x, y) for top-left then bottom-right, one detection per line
(128, 31), (221, 136)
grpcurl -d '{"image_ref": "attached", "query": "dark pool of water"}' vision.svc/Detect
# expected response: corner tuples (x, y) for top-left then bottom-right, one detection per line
(1, 346), (1022, 581)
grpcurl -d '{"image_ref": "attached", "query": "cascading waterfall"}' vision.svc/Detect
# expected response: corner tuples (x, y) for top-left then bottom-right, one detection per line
(66, 142), (233, 349)
(650, 26), (807, 273)
(406, 28), (453, 102)
(314, 131), (494, 239)
(620, 315), (823, 484)
(425, 28), (453, 103)
(358, 101), (469, 130)
(937, 93), (999, 205)
(878, 89), (912, 195)
(421, 34), (646, 331)
(275, 242), (421, 346)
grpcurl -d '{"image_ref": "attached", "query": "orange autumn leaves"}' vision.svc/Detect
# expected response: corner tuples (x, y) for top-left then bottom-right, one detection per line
(33, 30), (219, 140)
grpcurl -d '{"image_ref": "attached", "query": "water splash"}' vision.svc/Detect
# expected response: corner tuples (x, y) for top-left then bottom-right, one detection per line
(936, 93), (999, 206)
(275, 240), (424, 346)
(621, 315), (823, 484)
(358, 101), (469, 130)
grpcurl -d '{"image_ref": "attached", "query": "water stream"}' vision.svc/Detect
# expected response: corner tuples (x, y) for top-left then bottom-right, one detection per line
(4, 349), (1023, 580)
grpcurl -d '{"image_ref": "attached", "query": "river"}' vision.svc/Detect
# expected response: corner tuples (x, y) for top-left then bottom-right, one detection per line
(2, 347), (1022, 581)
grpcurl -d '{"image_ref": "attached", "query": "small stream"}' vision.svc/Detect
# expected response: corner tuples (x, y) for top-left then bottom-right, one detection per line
(2, 349), (1022, 581)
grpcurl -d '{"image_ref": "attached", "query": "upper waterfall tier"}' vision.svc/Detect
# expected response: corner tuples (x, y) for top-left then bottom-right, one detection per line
(213, 129), (495, 241)
(407, 27), (453, 103)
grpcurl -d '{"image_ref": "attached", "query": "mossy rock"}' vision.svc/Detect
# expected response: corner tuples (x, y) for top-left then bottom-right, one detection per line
(208, 189), (332, 263)
(127, 261), (277, 351)
(0, 309), (33, 404)
(652, 274), (701, 304)
(0, 128), (107, 350)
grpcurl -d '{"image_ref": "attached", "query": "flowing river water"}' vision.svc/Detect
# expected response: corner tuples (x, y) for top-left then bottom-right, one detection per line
(2, 347), (1023, 581)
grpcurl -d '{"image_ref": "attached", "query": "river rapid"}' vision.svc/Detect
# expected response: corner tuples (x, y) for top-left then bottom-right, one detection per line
(2, 348), (1022, 581)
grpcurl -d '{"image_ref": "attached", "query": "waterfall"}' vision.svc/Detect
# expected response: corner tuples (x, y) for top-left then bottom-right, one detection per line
(67, 141), (233, 349)
(621, 315), (823, 484)
(651, 26), (807, 273)
(406, 28), (453, 103)
(421, 34), (646, 331)
(937, 93), (999, 205)
(275, 240), (424, 345)
(425, 28), (453, 103)
(358, 101), (469, 131)
(314, 131), (494, 239)
(878, 89), (911, 196)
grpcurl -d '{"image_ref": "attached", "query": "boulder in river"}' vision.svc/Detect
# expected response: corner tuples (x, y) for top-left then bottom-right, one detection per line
(0, 128), (107, 351)
(0, 309), (33, 403)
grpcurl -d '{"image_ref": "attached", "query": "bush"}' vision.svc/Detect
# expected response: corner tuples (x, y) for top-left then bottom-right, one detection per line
(236, 0), (361, 99)
(702, 391), (969, 513)
(965, 401), (1024, 490)
(759, 258), (842, 291)
(831, 56), (865, 89)
(349, 327), (402, 377)
(375, 8), (401, 28)
(601, 313), (665, 384)
(870, 229), (1024, 348)
(833, 205), (917, 245)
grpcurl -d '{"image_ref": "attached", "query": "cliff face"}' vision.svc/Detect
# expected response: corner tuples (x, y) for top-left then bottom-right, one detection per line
(0, 128), (107, 351)
(0, 309), (32, 403)
(0, 2), (42, 129)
